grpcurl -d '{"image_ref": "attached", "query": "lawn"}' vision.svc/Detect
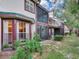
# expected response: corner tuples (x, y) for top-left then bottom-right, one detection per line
(41, 34), (79, 59)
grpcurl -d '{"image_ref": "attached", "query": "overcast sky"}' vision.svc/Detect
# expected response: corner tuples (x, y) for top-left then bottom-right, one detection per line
(40, 0), (64, 11)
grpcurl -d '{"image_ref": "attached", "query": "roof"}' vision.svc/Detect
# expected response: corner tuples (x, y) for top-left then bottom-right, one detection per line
(48, 17), (62, 28)
(36, 3), (49, 13)
(0, 11), (35, 23)
(32, 0), (41, 3)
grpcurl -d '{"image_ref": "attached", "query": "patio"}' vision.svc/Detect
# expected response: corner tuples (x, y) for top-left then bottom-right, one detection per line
(0, 51), (15, 59)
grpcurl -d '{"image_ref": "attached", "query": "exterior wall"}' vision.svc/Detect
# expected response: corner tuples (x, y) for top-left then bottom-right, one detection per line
(0, 0), (36, 20)
(0, 18), (1, 51)
(0, 0), (37, 40)
(31, 24), (36, 38)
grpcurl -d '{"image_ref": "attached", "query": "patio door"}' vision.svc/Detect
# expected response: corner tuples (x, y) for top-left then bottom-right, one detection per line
(37, 25), (49, 39)
(3, 20), (13, 47)
(40, 26), (49, 39)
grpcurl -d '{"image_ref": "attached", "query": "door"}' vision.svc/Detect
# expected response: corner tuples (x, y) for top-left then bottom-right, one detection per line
(37, 25), (49, 40)
(40, 26), (49, 39)
(3, 20), (13, 48)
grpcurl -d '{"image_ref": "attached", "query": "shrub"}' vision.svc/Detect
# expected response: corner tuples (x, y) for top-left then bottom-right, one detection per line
(11, 47), (25, 59)
(33, 33), (41, 42)
(14, 40), (21, 49)
(25, 39), (42, 53)
(11, 47), (32, 59)
(54, 35), (63, 41)
(11, 34), (42, 59)
(25, 34), (42, 54)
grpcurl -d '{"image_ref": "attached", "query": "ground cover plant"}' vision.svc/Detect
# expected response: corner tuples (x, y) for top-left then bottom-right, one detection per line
(11, 34), (42, 59)
(54, 35), (63, 41)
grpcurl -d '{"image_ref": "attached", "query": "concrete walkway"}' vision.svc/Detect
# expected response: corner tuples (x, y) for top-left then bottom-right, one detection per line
(0, 51), (15, 59)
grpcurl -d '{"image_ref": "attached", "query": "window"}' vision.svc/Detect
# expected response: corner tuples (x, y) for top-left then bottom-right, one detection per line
(19, 22), (26, 39)
(25, 0), (35, 13)
(8, 20), (13, 44)
(36, 6), (48, 23)
(8, 20), (12, 32)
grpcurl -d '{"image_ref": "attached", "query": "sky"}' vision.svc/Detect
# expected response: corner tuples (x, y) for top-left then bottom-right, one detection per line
(40, 0), (64, 11)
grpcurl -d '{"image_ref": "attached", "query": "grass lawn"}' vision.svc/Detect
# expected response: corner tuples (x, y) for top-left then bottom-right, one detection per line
(41, 34), (79, 59)
(46, 50), (66, 59)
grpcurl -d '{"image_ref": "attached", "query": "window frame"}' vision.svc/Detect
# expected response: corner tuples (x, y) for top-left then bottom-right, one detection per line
(24, 0), (35, 13)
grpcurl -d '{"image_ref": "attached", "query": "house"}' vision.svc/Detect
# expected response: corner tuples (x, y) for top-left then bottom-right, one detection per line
(48, 11), (64, 38)
(0, 0), (49, 51)
(64, 25), (70, 34)
(48, 17), (55, 38)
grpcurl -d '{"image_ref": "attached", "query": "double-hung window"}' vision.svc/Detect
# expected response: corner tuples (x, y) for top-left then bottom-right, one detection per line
(25, 0), (35, 13)
(8, 20), (13, 44)
(19, 22), (26, 40)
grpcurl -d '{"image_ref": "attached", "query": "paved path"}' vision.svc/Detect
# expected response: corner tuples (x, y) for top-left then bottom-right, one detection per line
(0, 51), (15, 59)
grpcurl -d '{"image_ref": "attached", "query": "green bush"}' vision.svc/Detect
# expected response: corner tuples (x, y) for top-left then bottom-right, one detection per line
(25, 39), (42, 53)
(25, 34), (42, 54)
(11, 34), (42, 59)
(11, 47), (32, 59)
(14, 40), (21, 49)
(33, 33), (41, 41)
(54, 35), (63, 41)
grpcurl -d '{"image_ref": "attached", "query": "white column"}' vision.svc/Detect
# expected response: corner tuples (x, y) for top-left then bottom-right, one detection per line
(3, 20), (8, 46)
(16, 21), (19, 40)
(52, 29), (54, 39)
(0, 18), (2, 51)
(26, 23), (29, 39)
(52, 29), (54, 35)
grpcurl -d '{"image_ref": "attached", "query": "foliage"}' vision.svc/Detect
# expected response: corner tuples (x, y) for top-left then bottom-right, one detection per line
(25, 34), (42, 54)
(46, 51), (66, 59)
(14, 40), (21, 49)
(53, 0), (79, 28)
(11, 34), (42, 59)
(11, 47), (31, 59)
(3, 44), (9, 48)
(33, 33), (41, 42)
(64, 0), (79, 28)
(65, 0), (79, 14)
(54, 35), (63, 41)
